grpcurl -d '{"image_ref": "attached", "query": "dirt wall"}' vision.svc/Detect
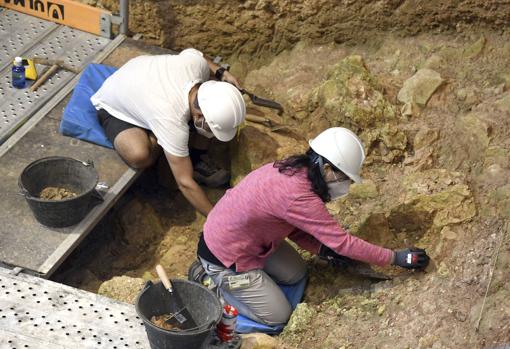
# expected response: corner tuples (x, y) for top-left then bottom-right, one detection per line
(90, 0), (510, 66)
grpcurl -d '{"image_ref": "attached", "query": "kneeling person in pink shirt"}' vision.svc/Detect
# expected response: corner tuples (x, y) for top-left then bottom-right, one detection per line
(193, 127), (430, 326)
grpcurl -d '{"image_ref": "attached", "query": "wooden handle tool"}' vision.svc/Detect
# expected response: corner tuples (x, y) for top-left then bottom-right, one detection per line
(155, 264), (174, 293)
(30, 64), (59, 92)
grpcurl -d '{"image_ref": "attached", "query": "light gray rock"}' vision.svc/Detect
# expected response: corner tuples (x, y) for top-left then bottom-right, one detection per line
(398, 69), (444, 107)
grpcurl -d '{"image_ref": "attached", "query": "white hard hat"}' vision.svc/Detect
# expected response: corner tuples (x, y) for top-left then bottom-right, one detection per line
(309, 127), (366, 183)
(197, 81), (246, 141)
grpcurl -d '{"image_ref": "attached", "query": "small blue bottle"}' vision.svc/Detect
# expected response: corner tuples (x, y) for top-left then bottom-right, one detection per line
(12, 57), (26, 89)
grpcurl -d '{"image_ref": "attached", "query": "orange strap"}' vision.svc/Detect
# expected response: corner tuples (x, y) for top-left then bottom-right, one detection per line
(1, 0), (111, 36)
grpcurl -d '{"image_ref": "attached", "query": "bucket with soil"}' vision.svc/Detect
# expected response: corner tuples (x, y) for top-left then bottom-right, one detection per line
(136, 279), (222, 349)
(18, 156), (104, 228)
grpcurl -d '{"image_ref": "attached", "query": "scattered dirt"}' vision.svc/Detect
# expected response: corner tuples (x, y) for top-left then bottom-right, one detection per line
(39, 187), (77, 200)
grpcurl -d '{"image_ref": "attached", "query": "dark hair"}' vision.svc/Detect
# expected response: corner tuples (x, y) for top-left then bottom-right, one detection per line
(273, 148), (331, 202)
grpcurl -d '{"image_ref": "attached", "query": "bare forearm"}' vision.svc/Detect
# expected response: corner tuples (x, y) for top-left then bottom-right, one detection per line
(203, 56), (241, 88)
(204, 56), (221, 78)
(178, 181), (213, 217)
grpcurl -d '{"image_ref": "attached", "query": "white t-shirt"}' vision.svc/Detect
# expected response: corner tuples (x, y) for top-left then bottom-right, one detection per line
(91, 48), (210, 157)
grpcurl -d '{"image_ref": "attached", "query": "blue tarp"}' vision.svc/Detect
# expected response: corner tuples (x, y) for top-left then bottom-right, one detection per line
(236, 276), (307, 334)
(60, 64), (118, 148)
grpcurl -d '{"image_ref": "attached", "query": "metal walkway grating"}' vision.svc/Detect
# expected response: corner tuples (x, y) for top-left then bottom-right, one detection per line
(0, 9), (110, 144)
(0, 267), (150, 349)
(0, 9), (57, 71)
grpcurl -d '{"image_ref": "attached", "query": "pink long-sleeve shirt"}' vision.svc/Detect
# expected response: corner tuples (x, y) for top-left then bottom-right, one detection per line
(204, 163), (393, 272)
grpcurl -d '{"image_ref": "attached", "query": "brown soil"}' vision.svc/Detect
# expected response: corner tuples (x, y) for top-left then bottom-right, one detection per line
(39, 187), (77, 200)
(150, 314), (183, 331)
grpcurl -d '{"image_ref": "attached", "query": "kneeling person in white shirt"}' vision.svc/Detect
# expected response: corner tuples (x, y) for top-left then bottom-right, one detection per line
(91, 48), (246, 217)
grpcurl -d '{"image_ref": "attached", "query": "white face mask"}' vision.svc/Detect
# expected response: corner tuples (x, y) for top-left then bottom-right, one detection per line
(328, 179), (351, 200)
(317, 156), (352, 200)
(196, 125), (215, 138)
(194, 119), (215, 139)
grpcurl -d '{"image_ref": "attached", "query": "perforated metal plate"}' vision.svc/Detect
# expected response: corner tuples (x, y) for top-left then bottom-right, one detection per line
(0, 10), (110, 144)
(0, 9), (57, 71)
(0, 267), (150, 349)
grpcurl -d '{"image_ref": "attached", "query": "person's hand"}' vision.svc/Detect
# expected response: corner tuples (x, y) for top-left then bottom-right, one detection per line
(393, 248), (430, 270)
(221, 70), (241, 89)
(318, 244), (353, 268)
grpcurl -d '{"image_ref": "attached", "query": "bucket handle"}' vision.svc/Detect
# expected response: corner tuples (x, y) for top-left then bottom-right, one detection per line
(143, 280), (154, 291)
(82, 159), (94, 167)
(81, 159), (106, 206)
(18, 177), (31, 198)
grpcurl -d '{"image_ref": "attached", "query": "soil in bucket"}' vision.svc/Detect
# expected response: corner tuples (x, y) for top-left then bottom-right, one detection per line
(39, 187), (78, 200)
(151, 314), (184, 331)
(19, 156), (103, 227)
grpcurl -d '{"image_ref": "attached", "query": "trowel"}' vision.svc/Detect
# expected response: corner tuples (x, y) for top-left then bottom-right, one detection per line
(326, 255), (391, 281)
(240, 89), (284, 115)
(155, 264), (198, 330)
(346, 261), (392, 281)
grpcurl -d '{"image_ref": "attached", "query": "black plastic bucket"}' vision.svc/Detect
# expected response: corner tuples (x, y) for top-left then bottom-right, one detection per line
(136, 280), (222, 349)
(18, 156), (103, 228)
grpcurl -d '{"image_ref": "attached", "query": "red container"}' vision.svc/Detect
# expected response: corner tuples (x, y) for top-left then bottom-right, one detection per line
(216, 304), (238, 342)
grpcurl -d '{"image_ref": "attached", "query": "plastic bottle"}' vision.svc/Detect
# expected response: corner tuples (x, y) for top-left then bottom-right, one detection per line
(12, 57), (26, 89)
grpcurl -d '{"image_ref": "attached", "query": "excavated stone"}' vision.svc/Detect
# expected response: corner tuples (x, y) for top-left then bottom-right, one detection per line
(397, 68), (444, 107)
(349, 180), (378, 199)
(440, 226), (458, 241)
(403, 127), (439, 170)
(98, 276), (146, 304)
(308, 55), (398, 134)
(395, 169), (476, 230)
(283, 303), (316, 334)
(400, 100), (421, 117)
(240, 333), (282, 349)
(362, 123), (408, 164)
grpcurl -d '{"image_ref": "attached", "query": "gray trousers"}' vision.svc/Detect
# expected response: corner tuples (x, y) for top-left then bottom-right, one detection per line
(199, 241), (307, 326)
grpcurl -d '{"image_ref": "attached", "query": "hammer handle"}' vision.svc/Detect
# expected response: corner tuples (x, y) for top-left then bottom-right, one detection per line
(30, 64), (59, 92)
